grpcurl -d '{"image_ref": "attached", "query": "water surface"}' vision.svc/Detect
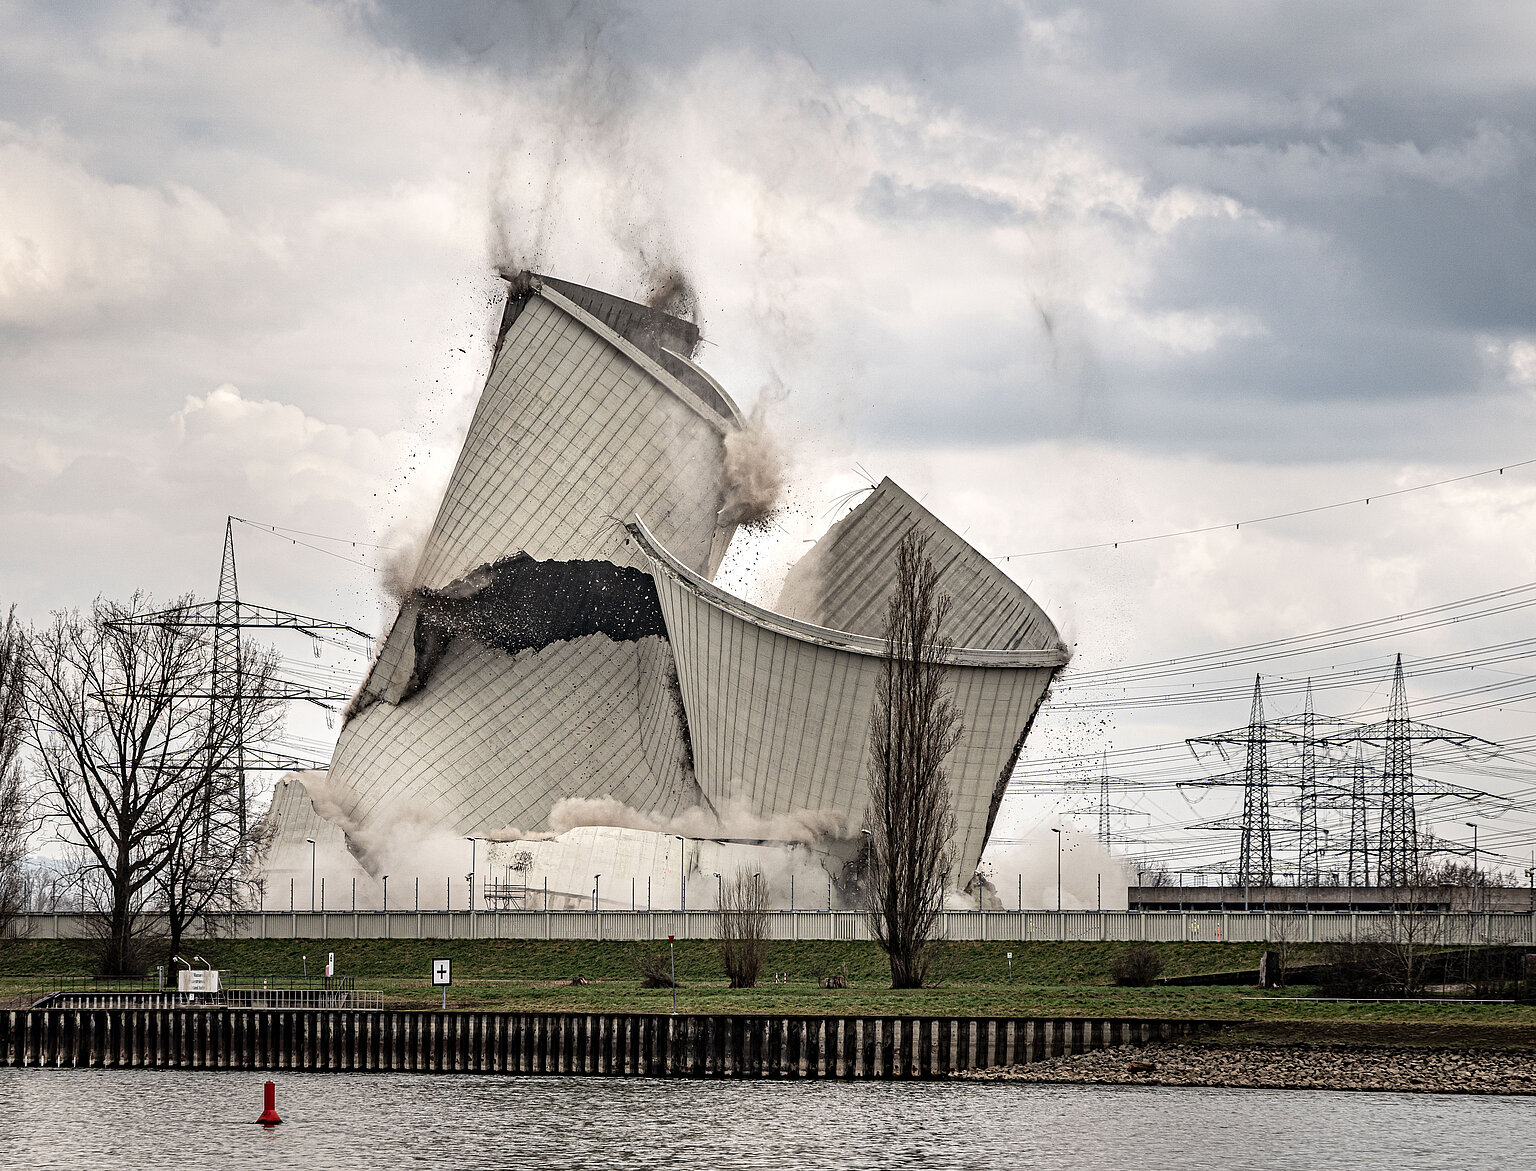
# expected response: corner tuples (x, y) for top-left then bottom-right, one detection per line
(1, 1069), (1527, 1170)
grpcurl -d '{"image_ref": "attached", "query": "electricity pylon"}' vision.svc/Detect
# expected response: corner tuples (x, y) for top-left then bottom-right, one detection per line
(111, 518), (372, 834)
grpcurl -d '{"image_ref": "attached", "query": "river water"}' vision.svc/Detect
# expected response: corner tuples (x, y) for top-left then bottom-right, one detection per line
(1, 1069), (1528, 1170)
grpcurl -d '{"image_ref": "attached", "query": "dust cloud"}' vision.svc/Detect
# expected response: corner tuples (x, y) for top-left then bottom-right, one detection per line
(978, 827), (1129, 911)
(643, 265), (699, 323)
(540, 794), (855, 845)
(718, 406), (786, 529)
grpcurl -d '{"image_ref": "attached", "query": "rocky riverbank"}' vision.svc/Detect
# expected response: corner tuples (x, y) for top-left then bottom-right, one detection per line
(962, 1043), (1536, 1094)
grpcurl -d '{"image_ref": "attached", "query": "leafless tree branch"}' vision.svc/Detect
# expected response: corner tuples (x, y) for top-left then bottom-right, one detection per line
(718, 866), (769, 988)
(864, 529), (962, 989)
(24, 594), (281, 972)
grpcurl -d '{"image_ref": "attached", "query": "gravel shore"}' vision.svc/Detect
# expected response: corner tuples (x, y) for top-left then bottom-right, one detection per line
(962, 1043), (1536, 1094)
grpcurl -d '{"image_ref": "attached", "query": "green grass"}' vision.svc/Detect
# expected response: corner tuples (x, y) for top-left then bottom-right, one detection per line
(3, 938), (1533, 1032)
(0, 938), (1291, 984)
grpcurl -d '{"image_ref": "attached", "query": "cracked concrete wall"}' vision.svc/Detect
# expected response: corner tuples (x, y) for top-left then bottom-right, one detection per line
(269, 276), (1067, 893)
(777, 477), (1067, 654)
(314, 277), (738, 875)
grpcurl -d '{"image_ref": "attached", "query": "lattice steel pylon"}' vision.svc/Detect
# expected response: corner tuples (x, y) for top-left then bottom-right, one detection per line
(1322, 654), (1494, 886)
(210, 520), (246, 835)
(1296, 680), (1322, 885)
(1377, 655), (1417, 885)
(1238, 675), (1273, 887)
(1098, 766), (1111, 846)
(110, 517), (374, 837)
(1346, 746), (1371, 886)
(1061, 753), (1141, 848)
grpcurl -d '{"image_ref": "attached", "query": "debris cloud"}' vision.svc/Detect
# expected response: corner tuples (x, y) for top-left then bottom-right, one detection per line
(719, 405), (786, 529)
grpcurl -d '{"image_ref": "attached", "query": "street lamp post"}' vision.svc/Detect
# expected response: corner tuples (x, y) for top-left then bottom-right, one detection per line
(466, 837), (478, 912)
(305, 838), (316, 912)
(382, 875), (389, 913)
(1051, 828), (1062, 913)
(675, 835), (686, 912)
(1465, 822), (1479, 914)
(714, 872), (723, 907)
(594, 874), (601, 913)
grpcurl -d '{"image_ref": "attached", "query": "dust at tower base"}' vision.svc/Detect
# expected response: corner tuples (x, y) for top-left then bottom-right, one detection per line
(256, 273), (1068, 906)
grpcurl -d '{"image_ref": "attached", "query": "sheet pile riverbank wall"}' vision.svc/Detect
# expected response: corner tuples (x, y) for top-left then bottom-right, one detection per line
(2, 1009), (1210, 1079)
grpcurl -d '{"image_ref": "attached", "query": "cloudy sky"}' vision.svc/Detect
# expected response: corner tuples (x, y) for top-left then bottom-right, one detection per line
(4, 1), (1536, 881)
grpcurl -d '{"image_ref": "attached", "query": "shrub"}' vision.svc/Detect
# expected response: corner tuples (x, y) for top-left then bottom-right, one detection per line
(1316, 942), (1380, 995)
(1109, 943), (1164, 987)
(718, 868), (769, 989)
(637, 951), (676, 989)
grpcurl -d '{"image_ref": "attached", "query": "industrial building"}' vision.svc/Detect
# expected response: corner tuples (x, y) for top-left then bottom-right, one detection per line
(259, 272), (1068, 907)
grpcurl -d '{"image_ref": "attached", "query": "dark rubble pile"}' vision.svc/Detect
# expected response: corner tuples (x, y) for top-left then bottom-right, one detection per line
(962, 1043), (1536, 1095)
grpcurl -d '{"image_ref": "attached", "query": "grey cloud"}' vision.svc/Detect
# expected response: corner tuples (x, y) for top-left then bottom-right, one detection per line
(859, 173), (1028, 227)
(5, 0), (1536, 629)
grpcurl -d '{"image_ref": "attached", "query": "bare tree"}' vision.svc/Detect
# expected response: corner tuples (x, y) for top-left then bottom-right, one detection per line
(1359, 897), (1445, 995)
(25, 594), (278, 973)
(864, 529), (963, 989)
(156, 731), (275, 971)
(718, 866), (769, 988)
(0, 607), (34, 938)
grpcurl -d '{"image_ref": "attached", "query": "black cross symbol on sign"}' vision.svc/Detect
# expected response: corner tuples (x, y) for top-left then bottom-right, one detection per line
(433, 959), (452, 986)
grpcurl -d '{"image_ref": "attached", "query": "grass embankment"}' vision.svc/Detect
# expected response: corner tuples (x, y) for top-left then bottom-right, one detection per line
(3, 939), (1534, 1043)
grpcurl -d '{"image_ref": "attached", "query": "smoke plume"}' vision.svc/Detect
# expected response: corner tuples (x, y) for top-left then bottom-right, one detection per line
(644, 265), (698, 322)
(718, 405), (786, 530)
(378, 508), (434, 601)
(540, 794), (855, 844)
(977, 827), (1129, 912)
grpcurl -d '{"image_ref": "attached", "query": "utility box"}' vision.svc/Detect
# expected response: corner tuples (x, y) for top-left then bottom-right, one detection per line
(177, 969), (221, 994)
(1258, 950), (1283, 989)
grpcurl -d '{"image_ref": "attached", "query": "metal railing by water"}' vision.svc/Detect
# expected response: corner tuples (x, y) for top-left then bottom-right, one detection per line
(26, 975), (382, 1011)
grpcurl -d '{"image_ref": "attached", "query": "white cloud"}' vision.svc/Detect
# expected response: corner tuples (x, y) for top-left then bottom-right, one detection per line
(0, 126), (248, 327)
(5, 0), (1536, 874)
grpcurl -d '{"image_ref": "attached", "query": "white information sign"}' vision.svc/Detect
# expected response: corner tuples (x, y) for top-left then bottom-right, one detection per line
(432, 958), (452, 987)
(177, 969), (220, 994)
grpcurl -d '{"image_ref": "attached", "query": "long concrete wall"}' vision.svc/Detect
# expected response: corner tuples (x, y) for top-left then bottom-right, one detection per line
(1, 1008), (1210, 1078)
(10, 909), (1535, 945)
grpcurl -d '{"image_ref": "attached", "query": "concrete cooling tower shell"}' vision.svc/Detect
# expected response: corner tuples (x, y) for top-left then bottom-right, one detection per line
(776, 477), (1063, 653)
(264, 272), (1071, 896)
(318, 275), (742, 860)
(628, 504), (1069, 881)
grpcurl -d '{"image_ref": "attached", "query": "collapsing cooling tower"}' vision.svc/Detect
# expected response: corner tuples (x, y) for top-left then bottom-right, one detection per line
(267, 272), (1068, 888)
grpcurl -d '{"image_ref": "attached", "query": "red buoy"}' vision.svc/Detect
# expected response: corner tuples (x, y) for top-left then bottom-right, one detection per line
(258, 1080), (282, 1125)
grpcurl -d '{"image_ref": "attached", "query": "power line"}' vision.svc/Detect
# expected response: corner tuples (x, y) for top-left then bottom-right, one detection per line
(997, 456), (1536, 560)
(230, 517), (385, 572)
(1067, 580), (1536, 686)
(232, 517), (396, 549)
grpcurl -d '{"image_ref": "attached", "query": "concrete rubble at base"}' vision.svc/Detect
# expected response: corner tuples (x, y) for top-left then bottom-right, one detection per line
(962, 1042), (1536, 1094)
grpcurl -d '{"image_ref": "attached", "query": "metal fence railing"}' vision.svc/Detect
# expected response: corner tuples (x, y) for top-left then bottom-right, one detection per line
(29, 987), (384, 1011)
(23, 973), (382, 1011)
(8, 908), (1536, 945)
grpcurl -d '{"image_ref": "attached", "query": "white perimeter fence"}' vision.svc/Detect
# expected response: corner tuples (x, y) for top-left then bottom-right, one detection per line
(9, 910), (1536, 946)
